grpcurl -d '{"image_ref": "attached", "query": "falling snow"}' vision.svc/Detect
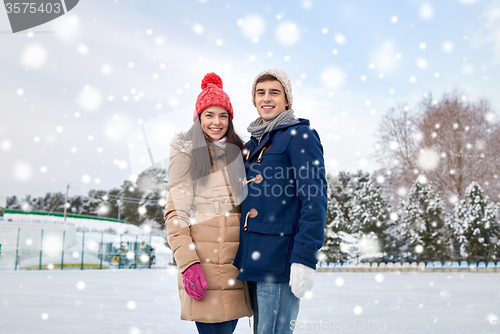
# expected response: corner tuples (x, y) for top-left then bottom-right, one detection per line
(334, 33), (347, 45)
(276, 22), (300, 46)
(78, 86), (103, 111)
(21, 44), (48, 68)
(419, 3), (434, 20)
(321, 67), (345, 90)
(240, 15), (265, 39)
(13, 162), (33, 182)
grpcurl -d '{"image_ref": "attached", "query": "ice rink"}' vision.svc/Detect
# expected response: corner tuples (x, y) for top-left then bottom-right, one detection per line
(1, 269), (499, 333)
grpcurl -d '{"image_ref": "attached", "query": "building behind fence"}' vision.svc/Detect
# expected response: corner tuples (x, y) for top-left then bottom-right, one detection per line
(0, 209), (173, 271)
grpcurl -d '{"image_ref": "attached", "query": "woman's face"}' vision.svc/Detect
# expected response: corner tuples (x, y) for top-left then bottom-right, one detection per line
(200, 106), (230, 141)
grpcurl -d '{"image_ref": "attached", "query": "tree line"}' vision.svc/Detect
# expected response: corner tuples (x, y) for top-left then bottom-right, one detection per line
(322, 170), (500, 263)
(6, 168), (167, 228)
(322, 88), (500, 263)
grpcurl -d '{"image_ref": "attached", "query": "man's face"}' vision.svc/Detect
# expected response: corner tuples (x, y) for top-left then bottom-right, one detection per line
(254, 80), (289, 123)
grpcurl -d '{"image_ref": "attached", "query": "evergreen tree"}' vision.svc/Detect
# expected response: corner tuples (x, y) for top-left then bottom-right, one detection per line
(140, 190), (166, 226)
(137, 167), (167, 227)
(6, 196), (19, 209)
(399, 177), (449, 262)
(29, 194), (44, 211)
(43, 192), (65, 212)
(349, 179), (391, 259)
(69, 195), (86, 214)
(136, 167), (167, 192)
(119, 181), (142, 225)
(384, 216), (406, 262)
(327, 171), (370, 231)
(322, 171), (393, 262)
(99, 188), (120, 219)
(447, 182), (500, 262)
(20, 194), (36, 211)
(81, 190), (107, 216)
(322, 195), (350, 263)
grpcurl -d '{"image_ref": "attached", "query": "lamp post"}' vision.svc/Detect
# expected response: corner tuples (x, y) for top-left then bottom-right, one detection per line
(63, 183), (70, 221)
(117, 199), (121, 221)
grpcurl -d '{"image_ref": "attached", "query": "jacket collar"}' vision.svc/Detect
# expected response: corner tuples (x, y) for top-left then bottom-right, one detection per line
(247, 118), (310, 161)
(170, 132), (193, 155)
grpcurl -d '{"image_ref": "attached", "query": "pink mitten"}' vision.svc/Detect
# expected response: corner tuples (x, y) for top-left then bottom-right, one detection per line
(182, 263), (208, 300)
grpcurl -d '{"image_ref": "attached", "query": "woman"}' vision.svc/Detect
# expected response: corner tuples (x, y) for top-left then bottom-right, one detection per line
(164, 73), (253, 333)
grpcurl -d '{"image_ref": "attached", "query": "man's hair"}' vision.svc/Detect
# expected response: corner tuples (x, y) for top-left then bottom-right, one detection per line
(254, 74), (289, 108)
(255, 74), (280, 85)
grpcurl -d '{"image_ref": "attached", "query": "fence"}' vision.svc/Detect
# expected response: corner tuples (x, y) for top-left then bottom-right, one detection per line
(0, 226), (158, 271)
(316, 260), (500, 272)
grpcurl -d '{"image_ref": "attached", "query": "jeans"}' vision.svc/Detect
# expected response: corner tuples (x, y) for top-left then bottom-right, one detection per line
(251, 281), (300, 334)
(195, 319), (238, 334)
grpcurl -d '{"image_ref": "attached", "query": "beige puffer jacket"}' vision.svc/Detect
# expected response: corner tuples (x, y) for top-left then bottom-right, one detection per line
(164, 132), (253, 323)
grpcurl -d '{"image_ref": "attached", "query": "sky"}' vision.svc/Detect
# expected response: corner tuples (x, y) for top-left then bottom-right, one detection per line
(1, 0), (500, 198)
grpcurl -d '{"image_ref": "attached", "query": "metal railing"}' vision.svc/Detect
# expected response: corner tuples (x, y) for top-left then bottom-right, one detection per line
(0, 226), (158, 271)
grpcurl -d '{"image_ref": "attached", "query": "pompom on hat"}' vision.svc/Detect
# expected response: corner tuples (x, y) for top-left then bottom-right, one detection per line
(251, 68), (293, 108)
(193, 72), (234, 121)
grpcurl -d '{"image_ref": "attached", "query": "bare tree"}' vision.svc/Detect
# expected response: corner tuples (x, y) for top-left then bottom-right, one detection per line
(376, 89), (500, 205)
(375, 103), (418, 202)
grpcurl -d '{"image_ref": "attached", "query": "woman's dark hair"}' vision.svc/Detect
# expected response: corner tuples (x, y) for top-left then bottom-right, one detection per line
(185, 113), (245, 199)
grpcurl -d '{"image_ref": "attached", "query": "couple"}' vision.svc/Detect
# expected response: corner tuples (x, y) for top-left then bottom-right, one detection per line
(164, 69), (327, 334)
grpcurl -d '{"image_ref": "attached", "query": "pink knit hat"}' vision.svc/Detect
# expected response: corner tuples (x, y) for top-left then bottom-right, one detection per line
(193, 73), (234, 121)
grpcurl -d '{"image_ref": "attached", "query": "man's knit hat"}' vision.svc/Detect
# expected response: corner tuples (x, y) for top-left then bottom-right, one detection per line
(251, 68), (293, 108)
(194, 73), (234, 121)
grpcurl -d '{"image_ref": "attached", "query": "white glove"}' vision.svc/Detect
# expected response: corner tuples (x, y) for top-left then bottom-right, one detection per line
(289, 263), (315, 298)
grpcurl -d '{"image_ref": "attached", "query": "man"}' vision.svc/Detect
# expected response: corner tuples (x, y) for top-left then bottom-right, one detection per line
(233, 69), (327, 334)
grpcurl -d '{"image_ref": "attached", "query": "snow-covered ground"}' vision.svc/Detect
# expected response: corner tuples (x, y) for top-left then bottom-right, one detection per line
(1, 269), (499, 334)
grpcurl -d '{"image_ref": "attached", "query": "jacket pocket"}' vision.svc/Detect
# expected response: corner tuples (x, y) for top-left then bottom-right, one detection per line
(262, 135), (292, 155)
(243, 222), (293, 274)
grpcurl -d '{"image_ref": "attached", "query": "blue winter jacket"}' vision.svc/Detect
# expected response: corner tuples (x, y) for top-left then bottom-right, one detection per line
(233, 118), (328, 283)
